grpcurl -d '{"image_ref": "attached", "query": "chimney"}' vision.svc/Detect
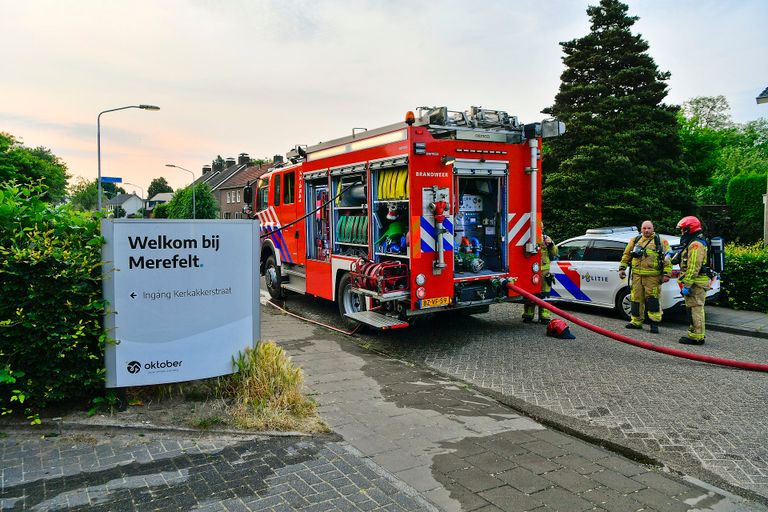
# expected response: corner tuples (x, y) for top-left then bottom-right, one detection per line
(225, 157), (236, 168)
(273, 154), (284, 164)
(238, 153), (250, 165)
(202, 165), (212, 175)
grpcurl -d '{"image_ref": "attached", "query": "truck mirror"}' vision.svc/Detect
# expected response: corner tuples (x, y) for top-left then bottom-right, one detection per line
(243, 185), (253, 205)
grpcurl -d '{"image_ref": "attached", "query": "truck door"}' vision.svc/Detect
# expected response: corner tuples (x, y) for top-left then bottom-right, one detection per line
(267, 171), (299, 264)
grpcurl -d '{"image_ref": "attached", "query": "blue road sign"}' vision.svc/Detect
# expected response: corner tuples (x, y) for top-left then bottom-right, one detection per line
(101, 176), (122, 183)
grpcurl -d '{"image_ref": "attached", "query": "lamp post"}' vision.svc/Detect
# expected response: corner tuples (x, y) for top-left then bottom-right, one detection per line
(97, 104), (160, 211)
(123, 182), (144, 214)
(165, 164), (196, 219)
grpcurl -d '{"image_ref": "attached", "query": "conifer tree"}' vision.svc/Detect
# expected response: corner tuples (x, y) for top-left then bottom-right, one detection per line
(542, 0), (691, 239)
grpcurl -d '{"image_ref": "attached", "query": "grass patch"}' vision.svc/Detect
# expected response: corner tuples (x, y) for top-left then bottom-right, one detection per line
(192, 415), (227, 430)
(218, 341), (329, 433)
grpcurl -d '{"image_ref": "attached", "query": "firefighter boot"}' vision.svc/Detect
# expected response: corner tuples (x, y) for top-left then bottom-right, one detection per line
(522, 303), (535, 323)
(679, 336), (705, 345)
(625, 301), (642, 329)
(649, 322), (659, 334)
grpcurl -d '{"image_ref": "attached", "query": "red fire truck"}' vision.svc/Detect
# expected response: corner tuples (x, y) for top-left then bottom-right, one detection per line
(245, 106), (564, 329)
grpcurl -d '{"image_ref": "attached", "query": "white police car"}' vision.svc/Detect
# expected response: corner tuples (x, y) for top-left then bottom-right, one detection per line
(548, 227), (721, 319)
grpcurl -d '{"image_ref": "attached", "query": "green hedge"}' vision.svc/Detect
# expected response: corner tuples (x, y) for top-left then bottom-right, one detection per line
(0, 183), (105, 419)
(721, 242), (768, 313)
(726, 173), (767, 243)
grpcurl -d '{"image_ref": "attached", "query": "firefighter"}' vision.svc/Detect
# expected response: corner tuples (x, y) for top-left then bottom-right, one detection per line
(618, 220), (672, 333)
(522, 224), (558, 324)
(675, 216), (710, 345)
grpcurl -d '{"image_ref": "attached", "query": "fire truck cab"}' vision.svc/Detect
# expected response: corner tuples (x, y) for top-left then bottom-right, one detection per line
(246, 106), (564, 329)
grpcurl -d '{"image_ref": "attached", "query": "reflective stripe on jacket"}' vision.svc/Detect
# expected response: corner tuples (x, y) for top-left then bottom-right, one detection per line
(618, 234), (672, 277)
(680, 240), (710, 286)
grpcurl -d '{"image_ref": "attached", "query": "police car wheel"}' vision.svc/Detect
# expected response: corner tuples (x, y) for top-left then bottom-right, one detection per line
(265, 255), (284, 299)
(615, 287), (631, 320)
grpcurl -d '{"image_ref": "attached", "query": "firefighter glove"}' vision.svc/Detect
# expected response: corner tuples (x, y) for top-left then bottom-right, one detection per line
(619, 270), (626, 280)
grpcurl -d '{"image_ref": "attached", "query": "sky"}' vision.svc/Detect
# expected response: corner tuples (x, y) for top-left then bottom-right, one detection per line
(2, 0), (767, 196)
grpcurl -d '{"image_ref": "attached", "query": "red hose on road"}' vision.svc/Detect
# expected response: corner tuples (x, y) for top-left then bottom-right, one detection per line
(508, 283), (768, 373)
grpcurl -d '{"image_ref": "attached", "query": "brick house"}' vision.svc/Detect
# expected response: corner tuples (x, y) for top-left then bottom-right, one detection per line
(194, 153), (250, 218)
(217, 161), (273, 219)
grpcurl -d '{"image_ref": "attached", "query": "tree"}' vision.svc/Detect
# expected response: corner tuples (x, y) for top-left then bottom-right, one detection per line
(147, 177), (174, 198)
(682, 95), (733, 130)
(0, 132), (70, 203)
(112, 205), (126, 218)
(68, 178), (103, 211)
(167, 183), (219, 219)
(212, 155), (226, 173)
(101, 182), (125, 199)
(726, 173), (767, 242)
(541, 0), (690, 239)
(691, 118), (768, 204)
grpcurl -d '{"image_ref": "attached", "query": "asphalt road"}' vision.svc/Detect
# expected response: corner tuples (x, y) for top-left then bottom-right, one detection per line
(272, 292), (768, 503)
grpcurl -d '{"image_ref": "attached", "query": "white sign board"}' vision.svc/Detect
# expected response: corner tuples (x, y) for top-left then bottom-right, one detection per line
(102, 219), (260, 387)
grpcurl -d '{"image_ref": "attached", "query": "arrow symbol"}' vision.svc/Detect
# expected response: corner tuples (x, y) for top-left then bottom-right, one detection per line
(130, 292), (137, 299)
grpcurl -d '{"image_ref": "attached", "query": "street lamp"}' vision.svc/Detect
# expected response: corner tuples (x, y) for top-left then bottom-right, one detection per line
(97, 104), (160, 211)
(165, 164), (196, 219)
(123, 182), (144, 213)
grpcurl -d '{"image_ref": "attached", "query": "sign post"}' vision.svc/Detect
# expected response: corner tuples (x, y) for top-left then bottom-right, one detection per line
(101, 219), (260, 387)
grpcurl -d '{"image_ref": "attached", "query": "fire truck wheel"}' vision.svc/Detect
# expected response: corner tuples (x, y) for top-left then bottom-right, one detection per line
(337, 273), (365, 328)
(265, 255), (284, 299)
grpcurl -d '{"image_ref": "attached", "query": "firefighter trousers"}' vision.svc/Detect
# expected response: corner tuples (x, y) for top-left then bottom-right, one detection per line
(629, 274), (662, 326)
(523, 277), (552, 322)
(684, 285), (707, 341)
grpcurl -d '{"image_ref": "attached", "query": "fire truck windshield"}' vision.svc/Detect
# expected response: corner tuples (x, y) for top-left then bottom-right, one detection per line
(257, 178), (269, 211)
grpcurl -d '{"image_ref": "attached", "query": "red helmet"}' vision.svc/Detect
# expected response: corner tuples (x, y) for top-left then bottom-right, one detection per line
(547, 319), (576, 339)
(676, 216), (702, 235)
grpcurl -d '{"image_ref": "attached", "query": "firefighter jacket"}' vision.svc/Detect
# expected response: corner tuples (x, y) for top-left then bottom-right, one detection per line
(619, 234), (672, 277)
(679, 239), (710, 287)
(541, 236), (558, 275)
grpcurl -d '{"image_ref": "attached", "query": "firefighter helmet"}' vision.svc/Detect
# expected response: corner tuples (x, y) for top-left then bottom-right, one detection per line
(546, 319), (576, 339)
(676, 216), (702, 235)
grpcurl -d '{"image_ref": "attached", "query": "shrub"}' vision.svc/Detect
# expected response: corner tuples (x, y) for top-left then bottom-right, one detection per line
(0, 183), (105, 419)
(726, 173), (767, 243)
(721, 242), (768, 312)
(220, 342), (327, 432)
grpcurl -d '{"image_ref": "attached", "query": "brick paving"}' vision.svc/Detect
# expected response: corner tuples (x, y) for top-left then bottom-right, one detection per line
(0, 431), (433, 511)
(338, 299), (768, 503)
(2, 294), (766, 511)
(263, 302), (767, 511)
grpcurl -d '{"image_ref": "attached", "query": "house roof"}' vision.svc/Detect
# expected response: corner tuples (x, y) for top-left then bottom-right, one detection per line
(218, 162), (273, 190)
(758, 86), (768, 105)
(107, 193), (141, 206)
(195, 163), (247, 192)
(148, 192), (174, 202)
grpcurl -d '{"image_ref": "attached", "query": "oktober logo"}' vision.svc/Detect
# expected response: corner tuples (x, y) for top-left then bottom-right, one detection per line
(127, 359), (183, 374)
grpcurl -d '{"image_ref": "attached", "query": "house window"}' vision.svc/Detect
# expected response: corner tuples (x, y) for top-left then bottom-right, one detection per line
(224, 212), (231, 219)
(226, 191), (232, 204)
(283, 172), (295, 204)
(237, 190), (241, 203)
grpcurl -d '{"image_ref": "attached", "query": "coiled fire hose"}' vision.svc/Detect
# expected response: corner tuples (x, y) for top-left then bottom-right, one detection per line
(507, 282), (768, 373)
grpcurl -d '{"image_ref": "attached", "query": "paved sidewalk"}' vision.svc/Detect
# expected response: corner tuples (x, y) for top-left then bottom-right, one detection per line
(707, 305), (768, 339)
(2, 302), (766, 511)
(264, 304), (767, 511)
